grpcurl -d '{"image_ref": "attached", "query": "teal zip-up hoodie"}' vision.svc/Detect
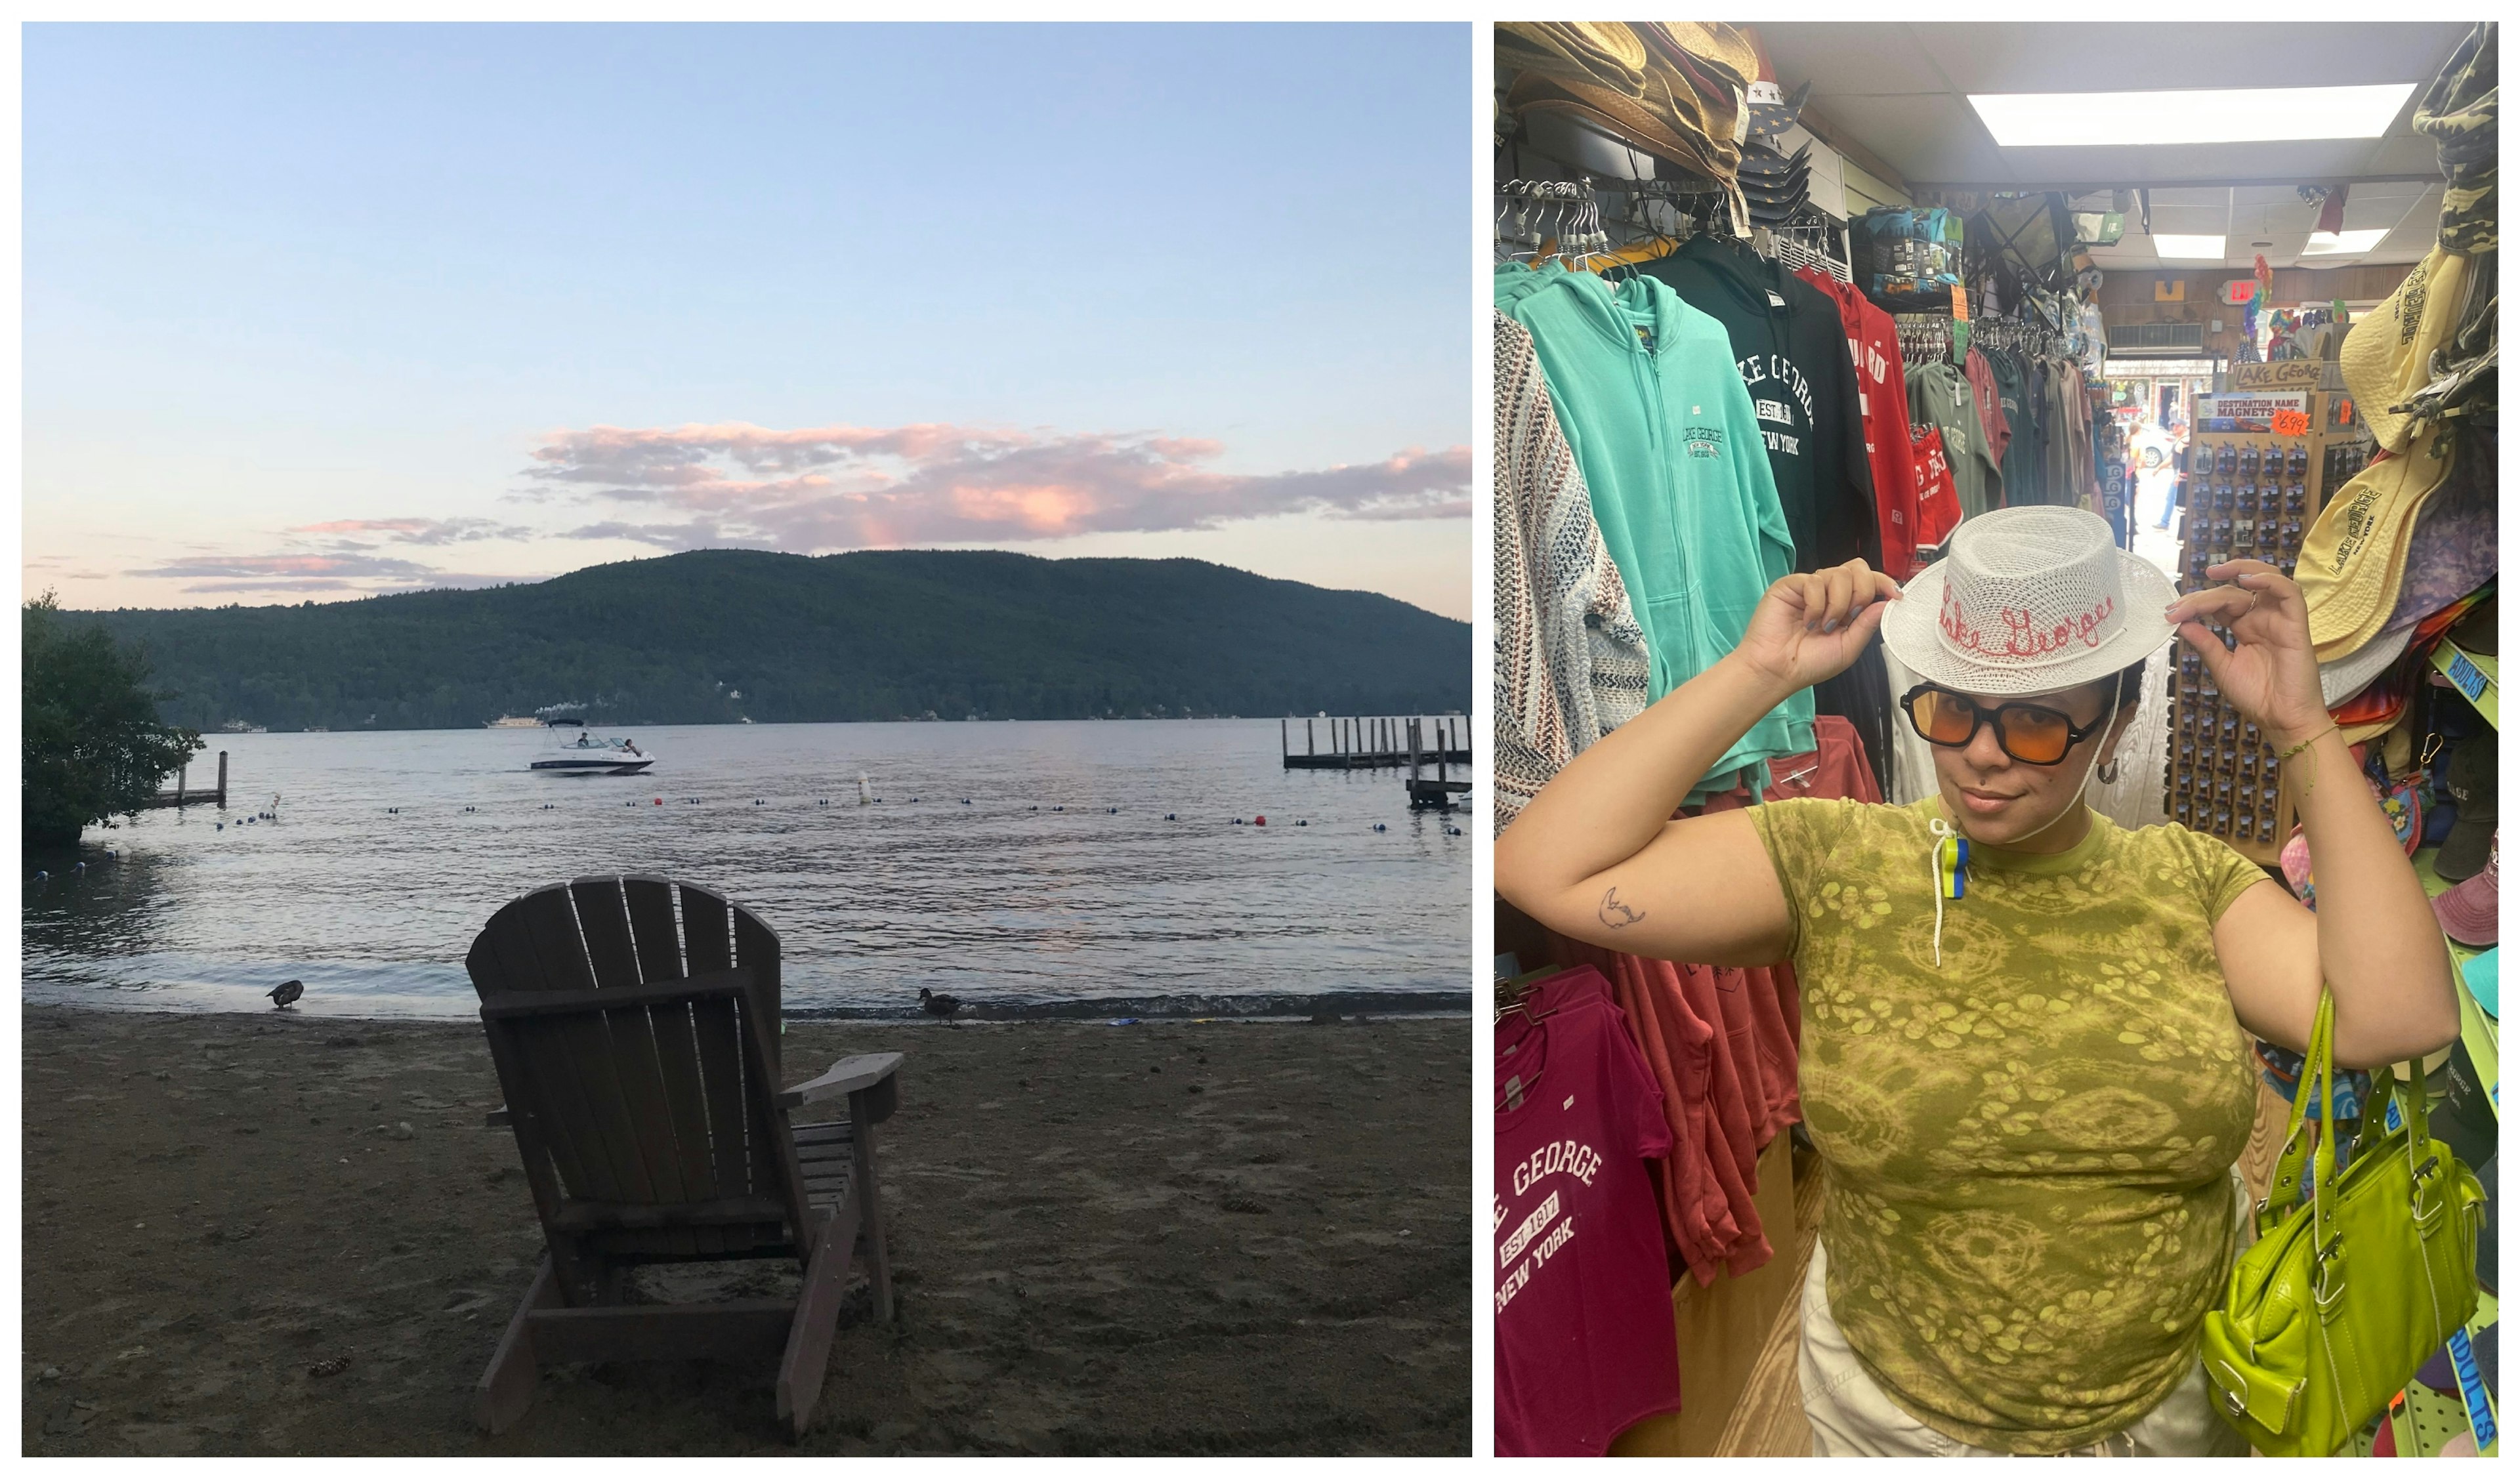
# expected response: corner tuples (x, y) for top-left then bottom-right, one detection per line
(1497, 261), (1812, 794)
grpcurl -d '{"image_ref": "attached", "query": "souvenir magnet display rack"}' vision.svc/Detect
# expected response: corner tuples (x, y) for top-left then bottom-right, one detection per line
(2162, 363), (2368, 865)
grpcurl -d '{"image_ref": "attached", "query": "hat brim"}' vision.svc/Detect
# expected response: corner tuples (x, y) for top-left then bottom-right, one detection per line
(1739, 142), (1811, 175)
(1881, 547), (2181, 698)
(2435, 873), (2498, 947)
(2319, 624), (2414, 707)
(2438, 816), (2496, 881)
(1738, 168), (1811, 198)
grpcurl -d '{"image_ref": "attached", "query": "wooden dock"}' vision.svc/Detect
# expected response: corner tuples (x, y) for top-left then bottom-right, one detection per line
(1404, 717), (1470, 811)
(142, 750), (228, 810)
(1281, 716), (1469, 770)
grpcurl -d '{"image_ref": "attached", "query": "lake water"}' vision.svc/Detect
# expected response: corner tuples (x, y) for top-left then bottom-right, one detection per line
(22, 720), (1473, 1021)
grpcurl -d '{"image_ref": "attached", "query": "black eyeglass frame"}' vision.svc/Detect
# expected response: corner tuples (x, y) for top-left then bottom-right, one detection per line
(1899, 682), (2110, 767)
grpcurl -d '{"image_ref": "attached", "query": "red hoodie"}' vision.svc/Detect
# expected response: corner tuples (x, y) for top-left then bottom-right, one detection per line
(1795, 268), (1923, 580)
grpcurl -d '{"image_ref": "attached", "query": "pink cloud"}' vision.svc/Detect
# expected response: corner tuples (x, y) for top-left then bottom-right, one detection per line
(522, 421), (1468, 549)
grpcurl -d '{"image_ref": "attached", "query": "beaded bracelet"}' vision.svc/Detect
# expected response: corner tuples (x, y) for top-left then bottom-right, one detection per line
(2275, 722), (2339, 763)
(2275, 722), (2340, 799)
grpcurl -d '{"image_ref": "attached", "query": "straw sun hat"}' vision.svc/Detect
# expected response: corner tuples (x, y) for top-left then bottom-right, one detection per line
(1881, 506), (2179, 698)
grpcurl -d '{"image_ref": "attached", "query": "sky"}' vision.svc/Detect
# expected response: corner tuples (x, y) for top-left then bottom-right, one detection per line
(22, 23), (1471, 618)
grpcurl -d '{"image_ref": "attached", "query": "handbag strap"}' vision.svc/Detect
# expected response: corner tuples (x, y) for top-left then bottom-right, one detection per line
(2365, 1042), (2437, 1154)
(2261, 987), (2337, 1235)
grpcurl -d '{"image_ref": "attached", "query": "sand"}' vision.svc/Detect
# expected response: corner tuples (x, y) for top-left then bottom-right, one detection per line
(21, 1004), (1469, 1455)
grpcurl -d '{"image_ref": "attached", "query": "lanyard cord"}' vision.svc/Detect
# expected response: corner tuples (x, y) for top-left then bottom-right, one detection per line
(1927, 736), (2112, 967)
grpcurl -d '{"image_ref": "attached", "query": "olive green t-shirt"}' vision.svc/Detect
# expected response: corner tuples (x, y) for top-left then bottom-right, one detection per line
(1748, 796), (2267, 1451)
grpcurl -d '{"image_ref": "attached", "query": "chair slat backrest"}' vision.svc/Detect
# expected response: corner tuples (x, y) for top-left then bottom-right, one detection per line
(465, 877), (803, 1265)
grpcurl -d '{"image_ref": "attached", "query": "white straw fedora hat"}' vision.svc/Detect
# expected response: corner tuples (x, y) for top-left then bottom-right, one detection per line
(1881, 505), (2179, 697)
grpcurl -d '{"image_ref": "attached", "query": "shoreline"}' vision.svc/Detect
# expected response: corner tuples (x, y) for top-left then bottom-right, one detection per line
(24, 1002), (1469, 1455)
(14, 988), (1474, 1027)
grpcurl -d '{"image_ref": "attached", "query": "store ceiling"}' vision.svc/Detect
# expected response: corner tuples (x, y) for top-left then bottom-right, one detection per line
(1757, 22), (2468, 268)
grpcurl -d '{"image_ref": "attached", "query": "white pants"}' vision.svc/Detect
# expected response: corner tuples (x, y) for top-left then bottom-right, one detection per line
(1797, 1238), (2249, 1457)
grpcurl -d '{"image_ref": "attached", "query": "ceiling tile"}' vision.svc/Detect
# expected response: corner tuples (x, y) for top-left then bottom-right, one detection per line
(2149, 206), (2233, 234)
(1907, 21), (2467, 91)
(2357, 134), (2450, 175)
(1749, 20), (2475, 190)
(1756, 23), (1948, 95)
(1807, 92), (2015, 183)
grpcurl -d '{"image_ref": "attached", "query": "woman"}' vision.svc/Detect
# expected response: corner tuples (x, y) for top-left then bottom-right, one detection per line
(1495, 505), (2460, 1456)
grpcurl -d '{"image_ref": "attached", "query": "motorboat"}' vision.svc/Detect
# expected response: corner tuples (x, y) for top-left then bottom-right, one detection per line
(530, 725), (655, 775)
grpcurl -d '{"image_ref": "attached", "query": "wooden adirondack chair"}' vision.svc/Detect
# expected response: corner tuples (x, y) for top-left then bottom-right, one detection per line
(465, 875), (900, 1439)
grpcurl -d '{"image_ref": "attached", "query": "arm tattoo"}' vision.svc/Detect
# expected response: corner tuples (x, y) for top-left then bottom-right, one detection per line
(1597, 887), (1647, 930)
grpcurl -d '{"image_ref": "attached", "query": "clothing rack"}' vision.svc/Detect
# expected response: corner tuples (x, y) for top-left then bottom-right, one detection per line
(1498, 173), (1853, 285)
(1768, 214), (1852, 285)
(1894, 312), (1954, 365)
(1969, 316), (2057, 358)
(1497, 177), (1608, 266)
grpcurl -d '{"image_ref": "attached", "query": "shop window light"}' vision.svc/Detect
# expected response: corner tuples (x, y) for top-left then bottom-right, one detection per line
(1969, 84), (2418, 147)
(2151, 235), (2227, 259)
(2304, 229), (2391, 255)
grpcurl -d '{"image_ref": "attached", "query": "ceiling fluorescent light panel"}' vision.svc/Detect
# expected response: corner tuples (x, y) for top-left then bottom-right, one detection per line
(2304, 228), (2392, 255)
(2152, 235), (2227, 259)
(1969, 84), (2420, 146)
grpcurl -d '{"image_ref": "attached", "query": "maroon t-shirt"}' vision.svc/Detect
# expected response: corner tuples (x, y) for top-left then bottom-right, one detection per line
(1495, 975), (1679, 1456)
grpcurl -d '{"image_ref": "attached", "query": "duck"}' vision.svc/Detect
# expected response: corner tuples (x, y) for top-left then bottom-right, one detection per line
(919, 988), (961, 1019)
(268, 979), (304, 1009)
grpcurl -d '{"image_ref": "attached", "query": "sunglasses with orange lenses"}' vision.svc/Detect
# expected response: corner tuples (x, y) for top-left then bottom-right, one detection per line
(1900, 684), (2108, 766)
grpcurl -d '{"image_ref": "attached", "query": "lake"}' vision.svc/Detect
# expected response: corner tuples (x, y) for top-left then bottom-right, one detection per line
(22, 719), (1473, 1020)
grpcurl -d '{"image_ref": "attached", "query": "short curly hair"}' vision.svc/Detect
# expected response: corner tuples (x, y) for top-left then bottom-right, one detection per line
(2107, 656), (2151, 712)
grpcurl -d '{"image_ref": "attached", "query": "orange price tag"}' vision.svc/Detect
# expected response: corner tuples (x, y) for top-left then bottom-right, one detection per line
(1951, 285), (1969, 322)
(2271, 409), (2311, 438)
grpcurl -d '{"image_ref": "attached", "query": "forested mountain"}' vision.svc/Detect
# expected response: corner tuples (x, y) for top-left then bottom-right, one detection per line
(65, 550), (1469, 732)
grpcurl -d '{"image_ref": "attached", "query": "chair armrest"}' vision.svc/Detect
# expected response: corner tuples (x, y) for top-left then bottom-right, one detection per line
(777, 1051), (904, 1112)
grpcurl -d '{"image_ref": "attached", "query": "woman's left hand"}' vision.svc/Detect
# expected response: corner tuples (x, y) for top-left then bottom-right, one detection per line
(2165, 560), (2332, 747)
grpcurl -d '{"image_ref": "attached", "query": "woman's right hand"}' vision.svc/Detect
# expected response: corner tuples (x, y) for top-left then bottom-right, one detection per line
(1733, 558), (1904, 693)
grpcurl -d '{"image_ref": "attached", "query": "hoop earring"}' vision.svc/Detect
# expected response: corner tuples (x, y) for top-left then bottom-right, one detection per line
(2097, 758), (2121, 785)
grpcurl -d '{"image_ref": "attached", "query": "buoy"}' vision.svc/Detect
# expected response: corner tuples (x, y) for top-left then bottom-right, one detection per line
(1166, 813), (1177, 821)
(1372, 823), (1387, 833)
(1255, 816), (1267, 827)
(962, 799), (971, 805)
(1053, 806), (1063, 812)
(1296, 820), (1308, 827)
(654, 798), (662, 806)
(1108, 806), (1117, 814)
(36, 870), (49, 881)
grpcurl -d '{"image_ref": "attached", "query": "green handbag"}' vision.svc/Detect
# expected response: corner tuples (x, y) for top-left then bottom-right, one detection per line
(2198, 987), (2487, 1455)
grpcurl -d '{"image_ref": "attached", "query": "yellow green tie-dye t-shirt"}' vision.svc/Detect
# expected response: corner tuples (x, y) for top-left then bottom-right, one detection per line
(1747, 795), (2267, 1452)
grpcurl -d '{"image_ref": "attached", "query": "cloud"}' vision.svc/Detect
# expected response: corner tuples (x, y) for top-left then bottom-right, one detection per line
(178, 577), (362, 594)
(131, 553), (447, 581)
(128, 552), (543, 598)
(523, 421), (1469, 550)
(286, 516), (533, 546)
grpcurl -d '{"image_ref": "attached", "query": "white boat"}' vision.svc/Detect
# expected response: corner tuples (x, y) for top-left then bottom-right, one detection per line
(486, 715), (544, 729)
(530, 725), (654, 775)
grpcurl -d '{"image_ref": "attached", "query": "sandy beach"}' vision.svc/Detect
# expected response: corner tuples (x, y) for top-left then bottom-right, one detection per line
(22, 1005), (1469, 1455)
